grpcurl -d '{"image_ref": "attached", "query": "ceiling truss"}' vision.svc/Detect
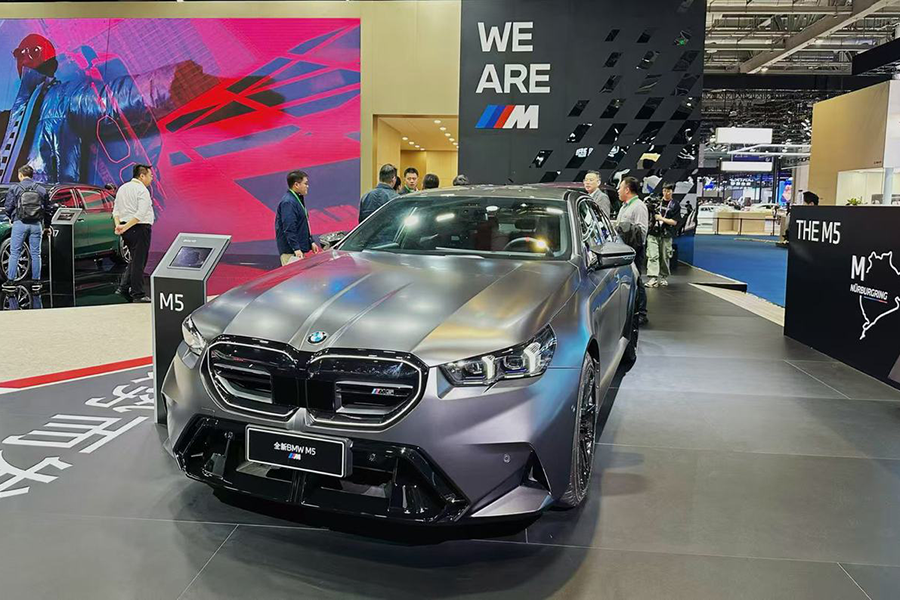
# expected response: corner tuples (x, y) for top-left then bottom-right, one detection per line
(706, 0), (900, 73)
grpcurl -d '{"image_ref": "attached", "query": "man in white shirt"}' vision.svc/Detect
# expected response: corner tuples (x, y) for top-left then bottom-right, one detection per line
(583, 170), (611, 217)
(616, 176), (649, 325)
(112, 164), (154, 303)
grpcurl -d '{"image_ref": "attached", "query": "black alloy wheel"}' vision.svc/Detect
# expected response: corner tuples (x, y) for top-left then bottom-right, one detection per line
(575, 360), (598, 492)
(112, 236), (132, 265)
(556, 353), (599, 509)
(1, 284), (32, 309)
(0, 238), (31, 282)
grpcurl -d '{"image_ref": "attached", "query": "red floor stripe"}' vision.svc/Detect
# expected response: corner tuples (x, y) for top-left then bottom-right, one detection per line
(0, 356), (152, 389)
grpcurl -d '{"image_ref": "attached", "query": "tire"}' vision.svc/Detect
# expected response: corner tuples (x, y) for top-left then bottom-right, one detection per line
(621, 296), (640, 371)
(112, 236), (131, 265)
(0, 237), (31, 282)
(556, 352), (600, 509)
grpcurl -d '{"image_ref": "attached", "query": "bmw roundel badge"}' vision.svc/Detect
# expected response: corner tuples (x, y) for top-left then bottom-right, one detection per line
(308, 331), (328, 344)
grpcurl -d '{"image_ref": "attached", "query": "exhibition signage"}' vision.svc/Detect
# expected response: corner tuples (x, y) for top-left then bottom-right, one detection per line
(458, 0), (706, 185)
(785, 206), (900, 389)
(715, 127), (773, 145)
(151, 233), (231, 424)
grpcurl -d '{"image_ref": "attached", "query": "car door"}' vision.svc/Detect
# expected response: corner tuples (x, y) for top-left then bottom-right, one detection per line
(577, 197), (621, 383)
(77, 187), (116, 256)
(49, 187), (90, 255)
(599, 208), (630, 337)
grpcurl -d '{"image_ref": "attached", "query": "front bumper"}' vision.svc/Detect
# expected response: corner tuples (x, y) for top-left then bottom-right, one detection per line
(162, 343), (581, 523)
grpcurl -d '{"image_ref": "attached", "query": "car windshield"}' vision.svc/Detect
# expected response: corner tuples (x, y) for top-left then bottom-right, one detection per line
(341, 196), (571, 260)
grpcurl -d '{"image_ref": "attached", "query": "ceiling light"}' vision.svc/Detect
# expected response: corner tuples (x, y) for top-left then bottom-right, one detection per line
(449, 138), (455, 142)
(444, 133), (451, 137)
(409, 141), (415, 145)
(760, 67), (769, 73)
(439, 126), (447, 131)
(434, 119), (442, 124)
(402, 136), (408, 141)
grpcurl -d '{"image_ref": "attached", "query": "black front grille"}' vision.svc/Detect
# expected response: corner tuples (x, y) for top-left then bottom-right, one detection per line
(204, 337), (426, 429)
(174, 417), (469, 524)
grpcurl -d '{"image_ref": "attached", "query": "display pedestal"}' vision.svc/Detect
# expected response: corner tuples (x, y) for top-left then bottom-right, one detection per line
(151, 233), (231, 425)
(49, 207), (82, 308)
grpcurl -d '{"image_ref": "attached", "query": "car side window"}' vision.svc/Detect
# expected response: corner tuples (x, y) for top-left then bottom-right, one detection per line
(577, 199), (601, 248)
(597, 209), (617, 244)
(578, 198), (612, 248)
(51, 188), (81, 209)
(80, 189), (106, 213)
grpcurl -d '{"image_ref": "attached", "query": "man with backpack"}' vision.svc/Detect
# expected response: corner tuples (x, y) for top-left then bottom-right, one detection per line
(3, 165), (49, 292)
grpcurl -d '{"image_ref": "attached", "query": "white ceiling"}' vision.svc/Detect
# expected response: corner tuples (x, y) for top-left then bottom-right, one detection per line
(379, 116), (459, 152)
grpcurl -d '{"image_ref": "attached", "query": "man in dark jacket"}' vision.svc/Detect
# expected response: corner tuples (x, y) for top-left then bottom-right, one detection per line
(3, 164), (49, 291)
(275, 170), (320, 266)
(359, 164), (398, 223)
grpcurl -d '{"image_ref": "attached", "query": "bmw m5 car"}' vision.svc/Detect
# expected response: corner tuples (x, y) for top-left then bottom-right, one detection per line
(162, 185), (639, 524)
(0, 183), (130, 282)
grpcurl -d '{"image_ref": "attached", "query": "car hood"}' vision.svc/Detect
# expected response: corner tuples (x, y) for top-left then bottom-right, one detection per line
(195, 250), (579, 366)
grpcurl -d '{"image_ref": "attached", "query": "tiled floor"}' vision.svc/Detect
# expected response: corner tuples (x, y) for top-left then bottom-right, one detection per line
(1, 270), (899, 599)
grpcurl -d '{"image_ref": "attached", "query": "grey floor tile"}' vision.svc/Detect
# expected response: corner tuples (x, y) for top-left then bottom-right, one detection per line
(787, 360), (900, 401)
(840, 563), (900, 600)
(0, 366), (152, 418)
(0, 513), (235, 600)
(527, 446), (900, 566)
(638, 330), (831, 361)
(179, 525), (867, 600)
(599, 389), (900, 459)
(643, 313), (785, 335)
(0, 411), (310, 528)
(619, 355), (844, 399)
(644, 296), (755, 317)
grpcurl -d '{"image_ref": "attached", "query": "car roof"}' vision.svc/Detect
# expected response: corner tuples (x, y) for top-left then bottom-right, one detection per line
(408, 184), (583, 202)
(0, 182), (102, 191)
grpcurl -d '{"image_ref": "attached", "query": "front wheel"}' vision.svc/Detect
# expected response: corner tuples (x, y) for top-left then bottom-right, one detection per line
(556, 352), (600, 509)
(112, 236), (131, 265)
(0, 237), (31, 282)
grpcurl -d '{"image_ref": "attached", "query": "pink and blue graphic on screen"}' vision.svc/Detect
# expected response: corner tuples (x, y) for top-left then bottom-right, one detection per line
(0, 18), (360, 286)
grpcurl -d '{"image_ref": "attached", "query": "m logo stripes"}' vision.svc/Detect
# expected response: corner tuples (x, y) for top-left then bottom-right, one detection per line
(475, 104), (540, 129)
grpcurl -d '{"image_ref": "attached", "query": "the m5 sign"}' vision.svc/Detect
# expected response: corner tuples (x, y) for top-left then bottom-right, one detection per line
(475, 21), (549, 131)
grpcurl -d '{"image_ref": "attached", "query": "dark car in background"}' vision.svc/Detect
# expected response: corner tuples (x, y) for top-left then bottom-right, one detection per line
(0, 183), (129, 281)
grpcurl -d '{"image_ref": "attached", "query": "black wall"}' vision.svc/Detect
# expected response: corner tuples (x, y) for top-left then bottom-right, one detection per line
(458, 0), (705, 186)
(785, 206), (900, 390)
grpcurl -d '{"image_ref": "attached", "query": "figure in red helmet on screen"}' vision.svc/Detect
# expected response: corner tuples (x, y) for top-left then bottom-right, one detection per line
(0, 33), (161, 188)
(12, 34), (57, 77)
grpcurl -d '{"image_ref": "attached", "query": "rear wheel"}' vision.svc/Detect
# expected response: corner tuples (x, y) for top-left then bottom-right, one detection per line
(556, 352), (599, 509)
(0, 237), (31, 282)
(621, 295), (639, 370)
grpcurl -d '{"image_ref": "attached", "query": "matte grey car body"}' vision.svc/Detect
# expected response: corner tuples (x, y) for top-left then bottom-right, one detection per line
(162, 185), (638, 523)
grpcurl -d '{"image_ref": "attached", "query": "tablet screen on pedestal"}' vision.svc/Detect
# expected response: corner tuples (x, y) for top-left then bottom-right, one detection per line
(170, 246), (213, 269)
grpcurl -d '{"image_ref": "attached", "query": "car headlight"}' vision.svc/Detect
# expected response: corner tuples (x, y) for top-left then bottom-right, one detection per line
(181, 316), (207, 355)
(441, 326), (557, 386)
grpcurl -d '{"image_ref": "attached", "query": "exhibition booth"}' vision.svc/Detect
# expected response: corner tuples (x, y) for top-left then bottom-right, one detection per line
(1, 2), (900, 599)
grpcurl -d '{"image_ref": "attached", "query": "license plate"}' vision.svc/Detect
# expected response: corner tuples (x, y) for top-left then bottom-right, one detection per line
(245, 426), (351, 478)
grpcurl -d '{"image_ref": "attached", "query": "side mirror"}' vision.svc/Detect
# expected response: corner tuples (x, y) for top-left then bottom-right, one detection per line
(590, 242), (635, 269)
(319, 230), (348, 250)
